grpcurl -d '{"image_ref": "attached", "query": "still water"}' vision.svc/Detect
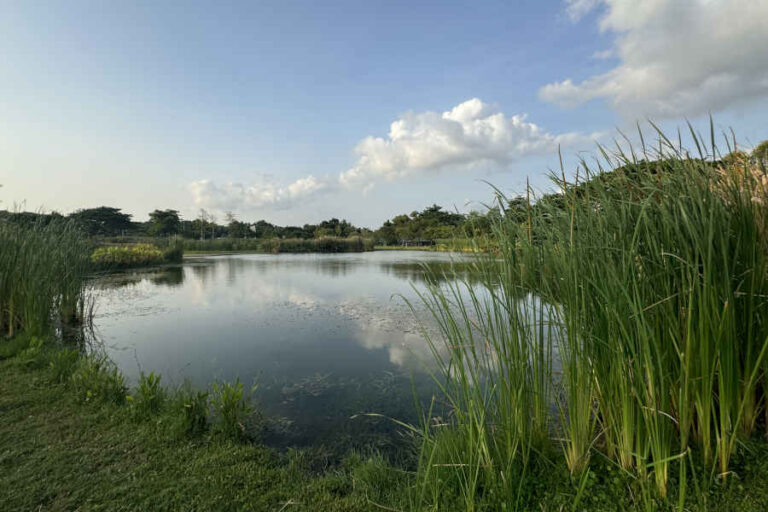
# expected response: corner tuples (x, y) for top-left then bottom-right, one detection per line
(90, 251), (470, 451)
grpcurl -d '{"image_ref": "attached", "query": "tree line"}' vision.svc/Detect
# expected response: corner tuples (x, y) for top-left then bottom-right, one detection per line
(2, 139), (765, 244)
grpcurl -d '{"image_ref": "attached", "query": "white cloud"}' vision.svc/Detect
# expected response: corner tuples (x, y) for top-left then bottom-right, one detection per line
(339, 98), (599, 189)
(542, 0), (768, 118)
(188, 175), (328, 213)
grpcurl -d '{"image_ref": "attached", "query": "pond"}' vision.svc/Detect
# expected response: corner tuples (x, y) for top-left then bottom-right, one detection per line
(89, 250), (472, 454)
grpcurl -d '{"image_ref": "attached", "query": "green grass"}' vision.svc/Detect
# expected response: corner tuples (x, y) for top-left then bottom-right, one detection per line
(5, 344), (768, 511)
(409, 125), (768, 510)
(0, 339), (396, 511)
(0, 218), (91, 337)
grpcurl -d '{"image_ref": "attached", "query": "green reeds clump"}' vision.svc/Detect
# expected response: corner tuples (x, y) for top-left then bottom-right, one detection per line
(0, 218), (91, 337)
(415, 124), (768, 507)
(90, 243), (167, 269)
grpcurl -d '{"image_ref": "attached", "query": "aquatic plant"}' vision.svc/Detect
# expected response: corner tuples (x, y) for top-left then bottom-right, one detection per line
(413, 124), (768, 509)
(210, 377), (256, 441)
(129, 371), (166, 419)
(178, 388), (209, 437)
(0, 218), (91, 337)
(48, 348), (80, 384)
(70, 356), (127, 405)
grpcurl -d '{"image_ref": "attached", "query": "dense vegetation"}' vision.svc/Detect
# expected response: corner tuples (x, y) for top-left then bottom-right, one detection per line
(91, 243), (184, 269)
(2, 131), (768, 510)
(409, 129), (768, 510)
(0, 219), (91, 337)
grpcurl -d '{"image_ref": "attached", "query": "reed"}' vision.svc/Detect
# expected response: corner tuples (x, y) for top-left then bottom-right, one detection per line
(0, 218), (91, 337)
(414, 125), (768, 508)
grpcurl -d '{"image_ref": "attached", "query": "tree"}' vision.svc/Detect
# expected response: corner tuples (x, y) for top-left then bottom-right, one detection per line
(197, 209), (209, 240)
(225, 212), (251, 238)
(753, 140), (768, 167)
(68, 206), (133, 236)
(377, 220), (398, 245)
(315, 218), (354, 237)
(148, 209), (181, 236)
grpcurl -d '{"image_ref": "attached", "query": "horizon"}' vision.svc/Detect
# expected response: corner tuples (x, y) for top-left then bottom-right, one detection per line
(2, 0), (767, 228)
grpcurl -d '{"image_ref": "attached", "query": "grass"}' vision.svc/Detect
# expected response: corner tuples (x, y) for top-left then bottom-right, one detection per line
(0, 336), (396, 511)
(408, 125), (768, 510)
(0, 218), (91, 337)
(0, 357), (379, 511)
(6, 341), (768, 512)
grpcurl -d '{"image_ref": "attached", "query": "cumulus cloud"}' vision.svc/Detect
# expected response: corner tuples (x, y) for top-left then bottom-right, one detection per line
(541, 0), (768, 118)
(188, 175), (328, 213)
(339, 98), (599, 189)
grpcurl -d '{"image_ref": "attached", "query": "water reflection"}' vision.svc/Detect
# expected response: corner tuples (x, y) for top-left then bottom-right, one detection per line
(90, 251), (470, 450)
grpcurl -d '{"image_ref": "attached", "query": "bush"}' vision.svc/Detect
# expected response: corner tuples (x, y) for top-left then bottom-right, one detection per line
(162, 244), (184, 263)
(70, 357), (127, 405)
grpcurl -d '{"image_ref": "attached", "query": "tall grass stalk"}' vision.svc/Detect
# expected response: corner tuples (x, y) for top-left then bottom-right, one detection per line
(414, 124), (768, 507)
(0, 218), (91, 337)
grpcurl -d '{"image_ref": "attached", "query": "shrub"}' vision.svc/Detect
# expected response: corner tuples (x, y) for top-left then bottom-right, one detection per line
(162, 244), (184, 263)
(70, 357), (127, 405)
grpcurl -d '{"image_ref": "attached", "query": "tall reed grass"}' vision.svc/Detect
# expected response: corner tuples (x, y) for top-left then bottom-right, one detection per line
(413, 126), (768, 509)
(0, 218), (91, 337)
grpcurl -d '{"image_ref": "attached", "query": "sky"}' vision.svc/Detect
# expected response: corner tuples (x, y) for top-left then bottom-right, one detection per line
(1, 0), (767, 228)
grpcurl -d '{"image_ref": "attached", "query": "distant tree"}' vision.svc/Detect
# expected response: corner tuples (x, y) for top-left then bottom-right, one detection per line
(225, 212), (251, 238)
(208, 213), (217, 239)
(753, 140), (768, 166)
(196, 209), (209, 240)
(377, 220), (398, 245)
(315, 218), (354, 237)
(251, 220), (276, 238)
(148, 209), (181, 236)
(506, 197), (529, 224)
(69, 206), (133, 236)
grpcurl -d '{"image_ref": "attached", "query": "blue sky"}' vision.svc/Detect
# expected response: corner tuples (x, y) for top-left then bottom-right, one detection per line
(1, 0), (767, 227)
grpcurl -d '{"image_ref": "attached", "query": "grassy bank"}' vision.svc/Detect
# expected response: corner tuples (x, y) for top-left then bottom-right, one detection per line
(0, 339), (399, 511)
(3, 335), (768, 511)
